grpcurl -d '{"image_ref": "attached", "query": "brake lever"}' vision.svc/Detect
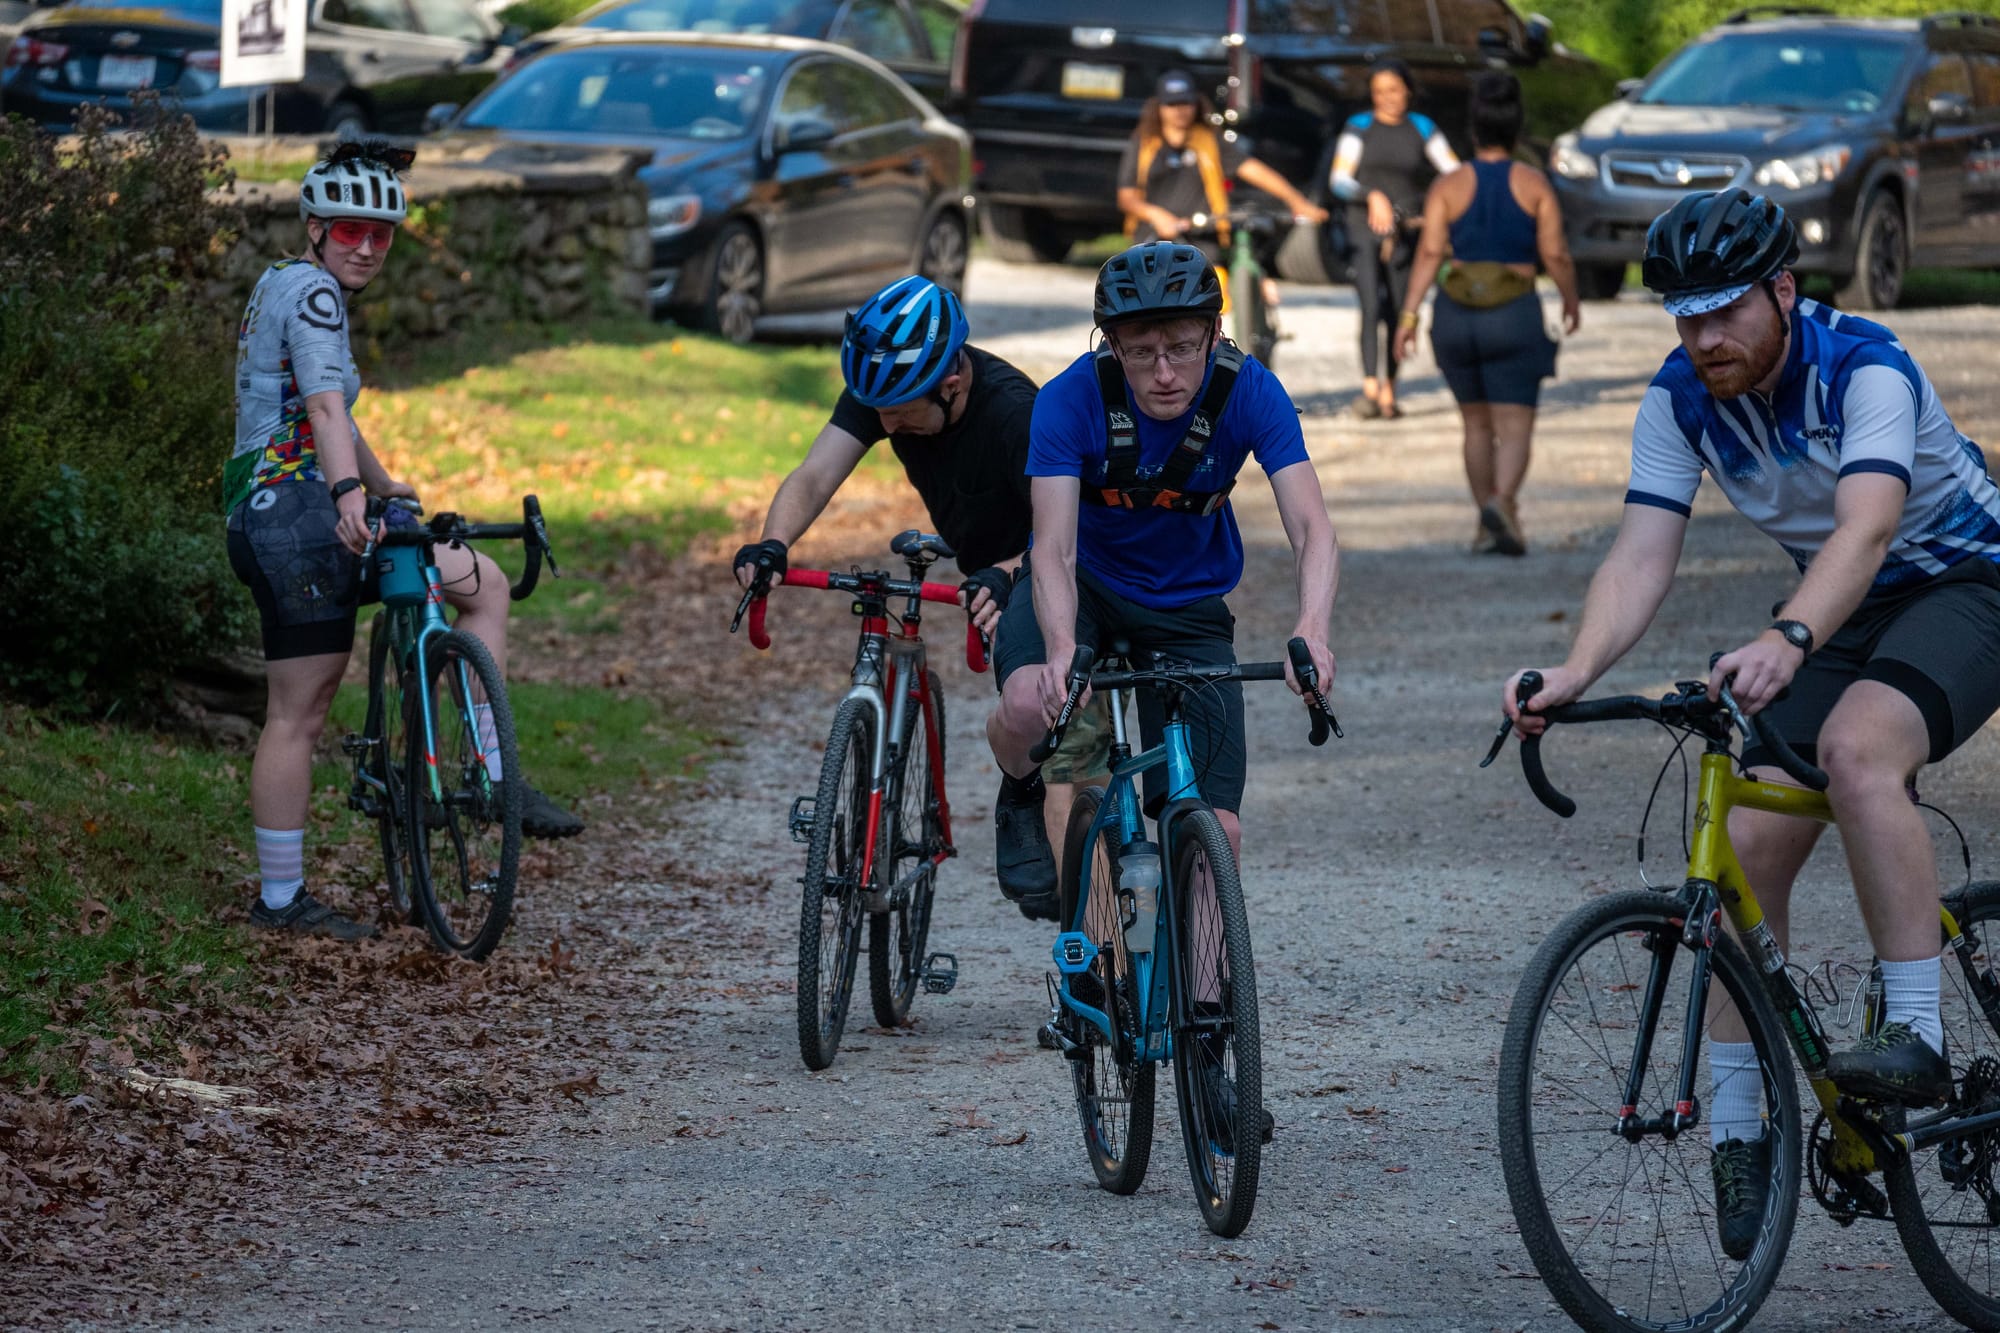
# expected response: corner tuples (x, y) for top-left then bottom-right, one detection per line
(728, 576), (767, 635)
(1481, 669), (1544, 768)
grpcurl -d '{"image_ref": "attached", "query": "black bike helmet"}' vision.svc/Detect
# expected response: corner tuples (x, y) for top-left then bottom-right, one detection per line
(1093, 241), (1223, 330)
(1641, 188), (1799, 316)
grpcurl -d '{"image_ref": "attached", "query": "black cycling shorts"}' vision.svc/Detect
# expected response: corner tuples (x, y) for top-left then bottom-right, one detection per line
(226, 481), (365, 661)
(1744, 558), (2000, 771)
(1429, 291), (1557, 408)
(994, 557), (1245, 814)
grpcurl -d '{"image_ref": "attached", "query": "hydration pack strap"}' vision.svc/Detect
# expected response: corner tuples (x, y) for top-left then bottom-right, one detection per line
(1087, 339), (1245, 516)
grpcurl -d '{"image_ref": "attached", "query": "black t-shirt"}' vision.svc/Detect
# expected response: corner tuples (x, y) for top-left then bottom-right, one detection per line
(827, 345), (1038, 575)
(1117, 134), (1249, 268)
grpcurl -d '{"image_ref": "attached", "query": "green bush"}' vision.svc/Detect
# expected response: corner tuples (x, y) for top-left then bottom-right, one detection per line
(0, 101), (254, 706)
(496, 0), (595, 33)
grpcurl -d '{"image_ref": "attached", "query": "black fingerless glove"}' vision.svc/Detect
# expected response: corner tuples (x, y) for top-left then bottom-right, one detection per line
(735, 538), (788, 580)
(960, 565), (1013, 613)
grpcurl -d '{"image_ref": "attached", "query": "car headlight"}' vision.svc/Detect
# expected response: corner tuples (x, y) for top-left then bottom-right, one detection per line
(648, 193), (702, 239)
(1752, 144), (1851, 191)
(1549, 134), (1597, 181)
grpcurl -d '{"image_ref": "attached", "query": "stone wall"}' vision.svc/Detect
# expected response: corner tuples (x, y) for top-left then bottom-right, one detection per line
(212, 141), (654, 350)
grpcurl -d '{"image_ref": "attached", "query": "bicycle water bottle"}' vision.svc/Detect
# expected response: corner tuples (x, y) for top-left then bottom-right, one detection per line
(1117, 839), (1162, 955)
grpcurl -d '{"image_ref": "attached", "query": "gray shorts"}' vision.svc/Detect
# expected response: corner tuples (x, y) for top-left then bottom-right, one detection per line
(1745, 558), (2000, 769)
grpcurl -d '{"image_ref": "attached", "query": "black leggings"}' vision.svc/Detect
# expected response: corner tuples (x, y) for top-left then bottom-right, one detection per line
(1349, 207), (1416, 382)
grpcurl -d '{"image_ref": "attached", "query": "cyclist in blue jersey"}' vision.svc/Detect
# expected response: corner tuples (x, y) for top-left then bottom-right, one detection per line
(984, 241), (1338, 895)
(1504, 188), (2000, 1260)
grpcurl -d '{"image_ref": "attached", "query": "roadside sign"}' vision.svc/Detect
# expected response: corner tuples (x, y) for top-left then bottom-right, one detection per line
(220, 0), (305, 88)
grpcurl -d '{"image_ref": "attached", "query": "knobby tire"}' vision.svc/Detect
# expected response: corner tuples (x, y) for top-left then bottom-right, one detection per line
(797, 698), (871, 1070)
(870, 671), (943, 1028)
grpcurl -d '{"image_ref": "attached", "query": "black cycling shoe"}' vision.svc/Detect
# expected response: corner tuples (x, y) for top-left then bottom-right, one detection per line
(1200, 1064), (1274, 1157)
(1710, 1134), (1772, 1261)
(249, 889), (377, 941)
(1827, 1021), (1952, 1106)
(994, 771), (1056, 904)
(515, 783), (585, 840)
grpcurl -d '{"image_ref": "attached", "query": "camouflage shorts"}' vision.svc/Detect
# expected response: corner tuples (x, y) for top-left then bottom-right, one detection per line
(1041, 693), (1121, 785)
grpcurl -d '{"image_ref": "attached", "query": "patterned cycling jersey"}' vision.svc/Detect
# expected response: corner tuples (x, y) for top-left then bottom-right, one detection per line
(1627, 297), (2000, 592)
(225, 260), (361, 515)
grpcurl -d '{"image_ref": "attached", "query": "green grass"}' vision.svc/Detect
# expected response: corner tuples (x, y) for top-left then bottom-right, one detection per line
(495, 0), (594, 32)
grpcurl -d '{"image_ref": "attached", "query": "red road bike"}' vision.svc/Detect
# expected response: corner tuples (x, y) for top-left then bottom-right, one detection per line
(733, 531), (988, 1069)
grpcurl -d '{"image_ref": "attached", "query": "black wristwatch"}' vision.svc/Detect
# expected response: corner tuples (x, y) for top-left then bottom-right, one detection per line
(329, 476), (365, 503)
(1769, 619), (1814, 657)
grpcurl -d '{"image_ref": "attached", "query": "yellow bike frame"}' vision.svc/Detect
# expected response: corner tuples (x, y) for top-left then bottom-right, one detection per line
(1690, 749), (1967, 1178)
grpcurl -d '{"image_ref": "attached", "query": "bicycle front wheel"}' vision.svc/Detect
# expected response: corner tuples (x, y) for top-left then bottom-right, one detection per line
(365, 612), (417, 924)
(797, 698), (872, 1070)
(1167, 804), (1263, 1238)
(1059, 785), (1154, 1194)
(1882, 879), (2000, 1332)
(1498, 890), (1802, 1333)
(409, 630), (521, 960)
(870, 671), (943, 1028)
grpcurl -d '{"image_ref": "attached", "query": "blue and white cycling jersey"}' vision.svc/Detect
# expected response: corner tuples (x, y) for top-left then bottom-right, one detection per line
(1627, 298), (2000, 592)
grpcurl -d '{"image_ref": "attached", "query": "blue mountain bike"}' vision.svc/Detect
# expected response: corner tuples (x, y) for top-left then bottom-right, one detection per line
(1032, 638), (1337, 1236)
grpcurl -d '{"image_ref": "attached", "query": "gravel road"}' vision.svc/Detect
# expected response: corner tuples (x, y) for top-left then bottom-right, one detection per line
(146, 259), (2000, 1333)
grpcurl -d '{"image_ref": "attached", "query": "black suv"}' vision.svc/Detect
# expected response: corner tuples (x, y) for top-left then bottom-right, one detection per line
(950, 0), (1616, 280)
(1551, 8), (2000, 309)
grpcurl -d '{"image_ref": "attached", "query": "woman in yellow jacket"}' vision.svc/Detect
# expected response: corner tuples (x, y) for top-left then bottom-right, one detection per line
(1116, 70), (1325, 326)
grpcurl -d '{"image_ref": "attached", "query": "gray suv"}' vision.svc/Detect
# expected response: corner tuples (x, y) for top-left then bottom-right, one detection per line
(1549, 9), (2000, 309)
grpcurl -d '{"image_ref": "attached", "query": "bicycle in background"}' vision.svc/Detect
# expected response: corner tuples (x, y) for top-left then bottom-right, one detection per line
(342, 494), (557, 961)
(1034, 638), (1337, 1236)
(1184, 209), (1288, 368)
(733, 530), (988, 1070)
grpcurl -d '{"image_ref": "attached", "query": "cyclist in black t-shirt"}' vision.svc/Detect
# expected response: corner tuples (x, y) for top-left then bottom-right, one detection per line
(732, 276), (1104, 920)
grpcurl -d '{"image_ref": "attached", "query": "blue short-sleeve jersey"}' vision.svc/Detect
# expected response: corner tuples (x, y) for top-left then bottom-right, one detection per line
(1027, 349), (1310, 608)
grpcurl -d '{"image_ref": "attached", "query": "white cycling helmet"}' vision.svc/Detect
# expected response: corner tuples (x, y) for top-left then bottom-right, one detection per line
(298, 147), (409, 223)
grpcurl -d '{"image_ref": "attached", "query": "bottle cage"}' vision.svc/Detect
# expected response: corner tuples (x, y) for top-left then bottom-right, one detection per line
(1081, 338), (1245, 517)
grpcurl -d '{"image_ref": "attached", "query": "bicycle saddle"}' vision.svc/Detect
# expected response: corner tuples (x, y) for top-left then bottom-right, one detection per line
(890, 530), (955, 562)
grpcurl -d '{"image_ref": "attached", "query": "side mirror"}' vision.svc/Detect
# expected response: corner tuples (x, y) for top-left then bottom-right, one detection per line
(778, 117), (836, 153)
(1522, 12), (1552, 63)
(1929, 90), (1972, 124)
(423, 101), (459, 133)
(1616, 77), (1644, 100)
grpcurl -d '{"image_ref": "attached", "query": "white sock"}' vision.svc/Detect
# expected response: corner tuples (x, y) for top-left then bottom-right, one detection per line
(255, 825), (305, 911)
(472, 703), (503, 782)
(1880, 954), (1944, 1054)
(1710, 1041), (1766, 1146)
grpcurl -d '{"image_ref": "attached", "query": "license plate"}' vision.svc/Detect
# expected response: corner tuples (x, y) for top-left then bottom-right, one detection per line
(97, 54), (156, 89)
(1060, 61), (1122, 101)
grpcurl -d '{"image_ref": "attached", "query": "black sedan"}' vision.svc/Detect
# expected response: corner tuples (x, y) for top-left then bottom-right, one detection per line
(1, 0), (512, 135)
(507, 0), (957, 109)
(429, 33), (971, 342)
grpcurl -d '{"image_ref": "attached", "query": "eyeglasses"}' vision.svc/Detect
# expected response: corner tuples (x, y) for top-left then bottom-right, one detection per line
(1112, 337), (1209, 371)
(327, 219), (396, 249)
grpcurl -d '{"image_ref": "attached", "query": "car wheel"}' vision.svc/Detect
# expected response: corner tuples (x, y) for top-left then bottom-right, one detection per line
(1575, 263), (1624, 301)
(981, 203), (1070, 265)
(1273, 212), (1337, 285)
(918, 212), (968, 296)
(1836, 193), (1906, 311)
(702, 222), (763, 345)
(324, 100), (368, 142)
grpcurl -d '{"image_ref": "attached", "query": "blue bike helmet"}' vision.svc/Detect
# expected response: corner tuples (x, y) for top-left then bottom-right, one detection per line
(841, 276), (970, 408)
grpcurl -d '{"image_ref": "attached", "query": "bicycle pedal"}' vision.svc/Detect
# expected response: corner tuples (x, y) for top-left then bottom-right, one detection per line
(339, 733), (374, 757)
(1052, 931), (1098, 975)
(921, 951), (958, 995)
(787, 795), (816, 844)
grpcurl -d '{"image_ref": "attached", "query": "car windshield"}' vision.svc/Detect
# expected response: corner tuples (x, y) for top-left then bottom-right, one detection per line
(61, 0), (222, 19)
(462, 46), (770, 139)
(577, 0), (819, 35)
(1639, 30), (1907, 113)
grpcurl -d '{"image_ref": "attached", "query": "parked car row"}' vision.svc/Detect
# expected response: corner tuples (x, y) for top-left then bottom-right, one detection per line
(13, 0), (2000, 328)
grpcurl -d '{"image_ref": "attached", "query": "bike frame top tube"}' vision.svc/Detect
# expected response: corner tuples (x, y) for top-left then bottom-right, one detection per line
(1689, 751), (1835, 936)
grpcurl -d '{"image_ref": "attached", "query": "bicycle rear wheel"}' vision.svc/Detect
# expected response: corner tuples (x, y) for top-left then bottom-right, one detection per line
(1882, 879), (2000, 1332)
(870, 671), (943, 1028)
(365, 613), (416, 924)
(1166, 804), (1263, 1237)
(1059, 786), (1155, 1194)
(797, 698), (872, 1070)
(1498, 890), (1801, 1333)
(410, 629), (521, 960)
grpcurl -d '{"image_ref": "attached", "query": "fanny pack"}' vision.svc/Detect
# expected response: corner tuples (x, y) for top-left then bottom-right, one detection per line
(1440, 261), (1537, 309)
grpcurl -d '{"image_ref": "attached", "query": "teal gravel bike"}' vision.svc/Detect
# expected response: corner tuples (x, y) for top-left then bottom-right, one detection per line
(1032, 637), (1337, 1236)
(341, 494), (556, 959)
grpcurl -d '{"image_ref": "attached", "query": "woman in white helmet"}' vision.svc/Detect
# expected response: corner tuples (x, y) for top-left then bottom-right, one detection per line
(224, 142), (582, 941)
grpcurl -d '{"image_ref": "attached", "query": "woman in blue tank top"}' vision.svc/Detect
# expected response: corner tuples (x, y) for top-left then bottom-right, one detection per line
(1395, 72), (1581, 556)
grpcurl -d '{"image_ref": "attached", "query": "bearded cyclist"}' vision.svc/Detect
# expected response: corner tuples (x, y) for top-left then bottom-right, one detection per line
(226, 143), (582, 941)
(731, 275), (1112, 921)
(1505, 187), (2000, 1261)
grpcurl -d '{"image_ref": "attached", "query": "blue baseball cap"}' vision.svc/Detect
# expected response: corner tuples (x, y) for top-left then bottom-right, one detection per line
(1663, 282), (1754, 318)
(1156, 70), (1197, 104)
